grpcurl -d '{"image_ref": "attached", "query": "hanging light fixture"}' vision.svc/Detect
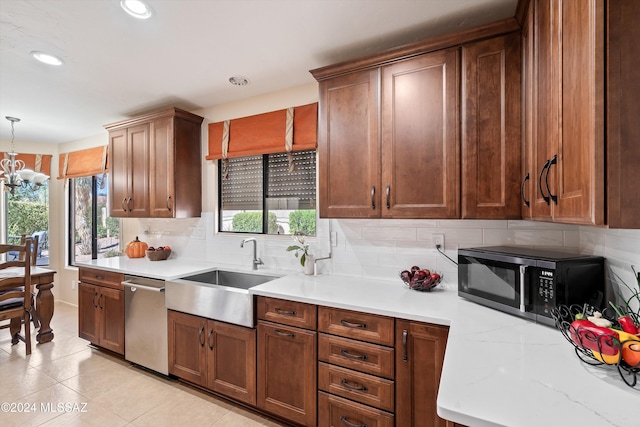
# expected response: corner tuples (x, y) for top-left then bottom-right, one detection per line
(1, 116), (49, 194)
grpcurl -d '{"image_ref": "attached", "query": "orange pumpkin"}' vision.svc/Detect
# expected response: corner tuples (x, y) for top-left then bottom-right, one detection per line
(125, 236), (148, 258)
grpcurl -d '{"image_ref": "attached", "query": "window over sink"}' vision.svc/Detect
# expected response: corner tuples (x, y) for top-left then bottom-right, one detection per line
(219, 149), (316, 236)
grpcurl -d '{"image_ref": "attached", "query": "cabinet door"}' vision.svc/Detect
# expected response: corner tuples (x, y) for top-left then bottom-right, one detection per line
(531, 0), (557, 221)
(207, 320), (257, 406)
(462, 33), (521, 219)
(396, 320), (449, 427)
(318, 69), (380, 218)
(98, 287), (125, 355)
(257, 321), (317, 427)
(127, 123), (150, 217)
(168, 310), (207, 386)
(150, 117), (175, 218)
(381, 48), (459, 218)
(521, 0), (535, 219)
(553, 0), (604, 224)
(108, 129), (129, 217)
(78, 283), (99, 344)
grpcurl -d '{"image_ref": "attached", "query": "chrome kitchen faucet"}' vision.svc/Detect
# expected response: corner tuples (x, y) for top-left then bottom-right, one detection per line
(240, 238), (264, 270)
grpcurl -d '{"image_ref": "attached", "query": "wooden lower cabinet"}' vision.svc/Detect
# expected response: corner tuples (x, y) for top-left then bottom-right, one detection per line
(78, 282), (125, 355)
(318, 392), (393, 427)
(168, 310), (256, 405)
(257, 320), (317, 427)
(395, 319), (450, 427)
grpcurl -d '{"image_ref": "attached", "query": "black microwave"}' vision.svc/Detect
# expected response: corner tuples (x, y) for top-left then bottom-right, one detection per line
(458, 246), (605, 326)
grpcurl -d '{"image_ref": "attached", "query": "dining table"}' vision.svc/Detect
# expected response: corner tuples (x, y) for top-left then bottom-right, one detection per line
(0, 266), (56, 343)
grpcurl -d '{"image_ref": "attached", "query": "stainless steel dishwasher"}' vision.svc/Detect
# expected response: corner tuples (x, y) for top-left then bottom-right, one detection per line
(122, 275), (168, 375)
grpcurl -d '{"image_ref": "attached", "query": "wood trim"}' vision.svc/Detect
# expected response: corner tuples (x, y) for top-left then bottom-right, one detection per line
(310, 18), (520, 80)
(104, 107), (203, 131)
(514, 0), (531, 27)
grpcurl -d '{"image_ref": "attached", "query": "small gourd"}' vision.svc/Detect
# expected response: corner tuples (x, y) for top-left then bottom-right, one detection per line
(125, 236), (148, 258)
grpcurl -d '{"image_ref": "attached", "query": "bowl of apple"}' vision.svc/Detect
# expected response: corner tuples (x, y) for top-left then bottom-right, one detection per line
(146, 246), (171, 261)
(400, 266), (442, 292)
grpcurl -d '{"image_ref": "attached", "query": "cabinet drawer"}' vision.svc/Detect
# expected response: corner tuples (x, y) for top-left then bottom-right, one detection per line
(319, 334), (394, 379)
(318, 306), (394, 346)
(257, 296), (317, 330)
(79, 267), (125, 290)
(318, 391), (394, 427)
(318, 362), (394, 412)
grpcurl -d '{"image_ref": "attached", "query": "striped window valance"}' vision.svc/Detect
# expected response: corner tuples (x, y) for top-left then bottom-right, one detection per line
(1, 153), (52, 176)
(57, 146), (108, 179)
(206, 102), (317, 160)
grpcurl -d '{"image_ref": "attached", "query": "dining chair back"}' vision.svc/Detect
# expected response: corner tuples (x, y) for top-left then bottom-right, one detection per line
(0, 239), (33, 355)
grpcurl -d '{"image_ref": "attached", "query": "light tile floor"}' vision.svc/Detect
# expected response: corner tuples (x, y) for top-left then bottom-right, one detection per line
(0, 302), (284, 427)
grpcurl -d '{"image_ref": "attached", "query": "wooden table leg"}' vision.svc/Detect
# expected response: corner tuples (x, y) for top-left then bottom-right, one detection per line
(35, 282), (54, 343)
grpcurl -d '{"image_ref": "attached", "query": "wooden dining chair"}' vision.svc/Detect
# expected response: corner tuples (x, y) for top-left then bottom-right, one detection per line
(0, 239), (33, 355)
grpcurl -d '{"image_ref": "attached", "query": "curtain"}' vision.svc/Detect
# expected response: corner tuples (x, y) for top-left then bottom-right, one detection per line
(1, 153), (52, 176)
(57, 146), (108, 179)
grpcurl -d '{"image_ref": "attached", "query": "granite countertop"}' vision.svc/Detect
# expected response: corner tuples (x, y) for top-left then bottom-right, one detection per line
(78, 258), (638, 426)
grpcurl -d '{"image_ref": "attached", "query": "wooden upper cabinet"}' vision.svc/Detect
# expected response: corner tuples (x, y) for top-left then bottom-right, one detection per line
(109, 124), (150, 217)
(381, 48), (460, 218)
(528, 0), (605, 225)
(105, 107), (203, 218)
(461, 33), (521, 219)
(317, 69), (380, 218)
(520, 0), (535, 220)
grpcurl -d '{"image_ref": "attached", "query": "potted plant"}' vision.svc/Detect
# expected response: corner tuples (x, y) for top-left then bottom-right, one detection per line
(287, 234), (314, 275)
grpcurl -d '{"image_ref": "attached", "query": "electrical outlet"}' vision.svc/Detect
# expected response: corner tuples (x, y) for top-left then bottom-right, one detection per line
(71, 280), (77, 290)
(433, 234), (444, 249)
(330, 231), (338, 247)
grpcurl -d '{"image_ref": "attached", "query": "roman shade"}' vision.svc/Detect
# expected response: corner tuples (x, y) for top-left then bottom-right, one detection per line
(57, 146), (108, 179)
(1, 153), (52, 176)
(206, 103), (318, 160)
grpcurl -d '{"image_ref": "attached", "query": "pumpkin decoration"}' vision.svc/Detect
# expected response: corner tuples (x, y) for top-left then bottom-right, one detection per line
(125, 236), (148, 258)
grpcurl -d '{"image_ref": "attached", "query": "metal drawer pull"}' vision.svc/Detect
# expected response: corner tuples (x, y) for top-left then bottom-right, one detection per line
(340, 416), (367, 427)
(385, 184), (390, 209)
(545, 154), (558, 205)
(207, 328), (214, 350)
(340, 319), (367, 329)
(275, 308), (297, 316)
(198, 326), (205, 346)
(95, 275), (104, 280)
(341, 379), (368, 391)
(402, 329), (408, 361)
(274, 330), (295, 338)
(371, 185), (375, 210)
(340, 349), (368, 360)
(521, 172), (530, 208)
(166, 195), (172, 211)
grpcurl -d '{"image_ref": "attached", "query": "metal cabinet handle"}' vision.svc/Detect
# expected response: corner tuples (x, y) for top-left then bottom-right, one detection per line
(340, 349), (367, 360)
(340, 416), (367, 427)
(166, 195), (172, 211)
(98, 294), (103, 309)
(121, 198), (127, 212)
(127, 197), (133, 212)
(340, 319), (367, 329)
(545, 154), (558, 205)
(402, 329), (408, 361)
(198, 326), (205, 346)
(274, 329), (295, 338)
(93, 292), (99, 308)
(371, 186), (376, 210)
(538, 159), (551, 205)
(521, 173), (530, 208)
(275, 308), (297, 316)
(207, 328), (214, 350)
(385, 184), (390, 209)
(341, 379), (368, 391)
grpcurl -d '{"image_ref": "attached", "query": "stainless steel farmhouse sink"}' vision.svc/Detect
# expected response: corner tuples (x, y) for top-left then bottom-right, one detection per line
(165, 269), (280, 327)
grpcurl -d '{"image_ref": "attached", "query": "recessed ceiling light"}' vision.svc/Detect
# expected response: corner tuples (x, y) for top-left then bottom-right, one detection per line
(31, 51), (64, 66)
(120, 0), (153, 19)
(229, 76), (249, 86)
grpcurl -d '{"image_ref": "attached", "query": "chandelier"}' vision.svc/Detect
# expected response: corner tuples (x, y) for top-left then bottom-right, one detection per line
(1, 116), (49, 195)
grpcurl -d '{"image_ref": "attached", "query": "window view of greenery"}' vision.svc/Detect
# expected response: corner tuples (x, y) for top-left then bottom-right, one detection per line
(220, 150), (316, 236)
(70, 176), (120, 264)
(6, 182), (49, 266)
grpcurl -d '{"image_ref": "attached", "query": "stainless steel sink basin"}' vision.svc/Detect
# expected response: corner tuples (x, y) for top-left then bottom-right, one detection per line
(165, 269), (280, 327)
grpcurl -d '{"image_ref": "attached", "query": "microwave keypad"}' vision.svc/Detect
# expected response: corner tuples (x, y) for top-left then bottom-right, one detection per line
(538, 273), (555, 316)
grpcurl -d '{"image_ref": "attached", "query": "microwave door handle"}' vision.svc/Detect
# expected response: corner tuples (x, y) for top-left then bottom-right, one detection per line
(519, 266), (527, 312)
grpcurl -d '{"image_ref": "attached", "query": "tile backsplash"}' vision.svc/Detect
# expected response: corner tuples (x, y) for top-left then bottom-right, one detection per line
(133, 216), (638, 299)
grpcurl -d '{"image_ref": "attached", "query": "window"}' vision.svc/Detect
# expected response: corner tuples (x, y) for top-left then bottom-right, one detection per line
(219, 149), (316, 235)
(4, 182), (50, 266)
(68, 175), (120, 265)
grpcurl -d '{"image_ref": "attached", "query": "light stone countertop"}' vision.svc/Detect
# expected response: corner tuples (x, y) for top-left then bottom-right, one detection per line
(76, 258), (639, 426)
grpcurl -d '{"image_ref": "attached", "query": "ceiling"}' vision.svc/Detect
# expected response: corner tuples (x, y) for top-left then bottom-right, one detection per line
(0, 0), (517, 145)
